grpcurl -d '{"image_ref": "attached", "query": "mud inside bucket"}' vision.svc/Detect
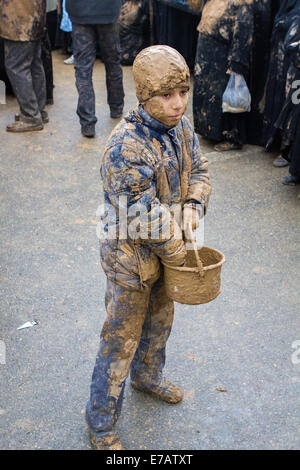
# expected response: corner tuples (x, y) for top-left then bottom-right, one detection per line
(162, 246), (225, 305)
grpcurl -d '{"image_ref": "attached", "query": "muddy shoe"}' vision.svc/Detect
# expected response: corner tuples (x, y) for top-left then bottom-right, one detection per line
(15, 112), (48, 124)
(131, 377), (183, 404)
(6, 120), (43, 132)
(214, 141), (243, 152)
(88, 429), (124, 450)
(41, 111), (49, 124)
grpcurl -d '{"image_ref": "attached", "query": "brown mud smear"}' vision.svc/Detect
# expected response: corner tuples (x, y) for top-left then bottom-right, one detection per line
(198, 0), (253, 34)
(198, 0), (229, 34)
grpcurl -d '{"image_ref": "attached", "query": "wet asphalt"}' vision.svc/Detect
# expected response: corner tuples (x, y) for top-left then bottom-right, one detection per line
(0, 51), (299, 450)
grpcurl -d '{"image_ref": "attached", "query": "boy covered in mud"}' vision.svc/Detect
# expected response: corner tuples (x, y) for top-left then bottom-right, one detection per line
(85, 45), (211, 450)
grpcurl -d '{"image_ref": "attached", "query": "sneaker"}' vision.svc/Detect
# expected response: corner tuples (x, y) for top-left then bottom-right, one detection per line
(273, 155), (289, 167)
(281, 175), (300, 185)
(88, 429), (124, 450)
(64, 55), (74, 65)
(7, 120), (43, 132)
(110, 107), (123, 119)
(131, 377), (183, 404)
(81, 123), (95, 138)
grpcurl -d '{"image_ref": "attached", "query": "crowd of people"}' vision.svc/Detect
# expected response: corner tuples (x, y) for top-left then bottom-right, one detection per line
(0, 0), (299, 451)
(0, 0), (299, 190)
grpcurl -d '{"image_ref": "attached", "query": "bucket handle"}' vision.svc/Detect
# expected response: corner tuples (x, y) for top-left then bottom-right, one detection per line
(192, 238), (205, 278)
(185, 225), (205, 278)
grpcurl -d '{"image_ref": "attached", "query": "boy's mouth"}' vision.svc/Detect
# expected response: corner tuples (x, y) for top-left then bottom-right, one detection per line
(169, 113), (182, 120)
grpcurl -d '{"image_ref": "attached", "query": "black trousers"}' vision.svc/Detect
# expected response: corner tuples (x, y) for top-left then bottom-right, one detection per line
(4, 39), (46, 123)
(72, 22), (125, 127)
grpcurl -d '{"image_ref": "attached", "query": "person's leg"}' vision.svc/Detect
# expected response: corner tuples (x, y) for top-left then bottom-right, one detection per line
(85, 279), (151, 438)
(281, 144), (300, 185)
(215, 113), (246, 151)
(96, 23), (124, 117)
(41, 32), (54, 105)
(130, 275), (182, 403)
(72, 23), (97, 129)
(4, 39), (43, 126)
(31, 40), (47, 117)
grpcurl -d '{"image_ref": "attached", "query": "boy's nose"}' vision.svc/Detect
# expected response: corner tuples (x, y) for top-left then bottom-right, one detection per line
(172, 94), (183, 109)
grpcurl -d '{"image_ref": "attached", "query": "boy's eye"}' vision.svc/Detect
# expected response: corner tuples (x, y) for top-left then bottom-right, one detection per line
(163, 93), (171, 99)
(180, 90), (189, 96)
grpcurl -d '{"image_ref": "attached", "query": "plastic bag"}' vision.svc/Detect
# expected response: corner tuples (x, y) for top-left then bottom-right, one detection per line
(222, 73), (251, 113)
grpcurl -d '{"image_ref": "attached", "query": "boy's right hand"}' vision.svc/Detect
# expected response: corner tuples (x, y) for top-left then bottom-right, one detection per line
(182, 204), (201, 241)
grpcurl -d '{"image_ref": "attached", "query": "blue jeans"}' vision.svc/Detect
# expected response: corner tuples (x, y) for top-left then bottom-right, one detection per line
(72, 22), (124, 126)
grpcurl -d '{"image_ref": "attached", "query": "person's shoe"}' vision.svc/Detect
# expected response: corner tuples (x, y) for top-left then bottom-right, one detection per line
(273, 155), (289, 167)
(41, 111), (49, 124)
(281, 174), (300, 185)
(81, 123), (95, 138)
(64, 54), (74, 65)
(214, 141), (243, 152)
(15, 112), (49, 124)
(7, 120), (43, 132)
(110, 107), (123, 119)
(88, 429), (124, 450)
(131, 377), (183, 404)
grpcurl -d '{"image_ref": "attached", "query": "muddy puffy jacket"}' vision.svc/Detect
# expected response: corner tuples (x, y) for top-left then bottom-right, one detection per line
(100, 105), (211, 291)
(0, 0), (46, 42)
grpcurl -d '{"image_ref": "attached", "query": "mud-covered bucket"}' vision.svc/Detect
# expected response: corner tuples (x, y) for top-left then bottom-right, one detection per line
(162, 245), (225, 305)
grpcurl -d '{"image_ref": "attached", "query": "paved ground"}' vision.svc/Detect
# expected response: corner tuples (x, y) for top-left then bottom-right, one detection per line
(0, 51), (299, 450)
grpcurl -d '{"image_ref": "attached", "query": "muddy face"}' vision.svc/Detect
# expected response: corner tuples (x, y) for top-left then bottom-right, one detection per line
(142, 87), (189, 127)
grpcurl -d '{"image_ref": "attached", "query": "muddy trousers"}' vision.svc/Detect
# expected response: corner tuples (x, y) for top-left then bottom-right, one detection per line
(72, 23), (125, 127)
(4, 39), (46, 124)
(85, 275), (174, 433)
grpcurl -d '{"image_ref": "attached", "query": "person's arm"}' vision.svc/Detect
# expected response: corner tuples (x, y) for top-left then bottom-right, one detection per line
(101, 143), (186, 266)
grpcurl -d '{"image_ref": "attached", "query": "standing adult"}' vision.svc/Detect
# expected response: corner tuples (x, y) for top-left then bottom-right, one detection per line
(66, 0), (125, 137)
(267, 13), (300, 188)
(193, 0), (254, 151)
(0, 0), (48, 132)
(264, 0), (300, 166)
(193, 0), (273, 151)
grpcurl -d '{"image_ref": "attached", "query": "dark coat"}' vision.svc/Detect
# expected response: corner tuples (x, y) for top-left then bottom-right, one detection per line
(152, 0), (200, 69)
(66, 0), (122, 24)
(263, 0), (300, 149)
(0, 0), (46, 42)
(193, 0), (273, 146)
(267, 16), (300, 178)
(119, 0), (150, 65)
